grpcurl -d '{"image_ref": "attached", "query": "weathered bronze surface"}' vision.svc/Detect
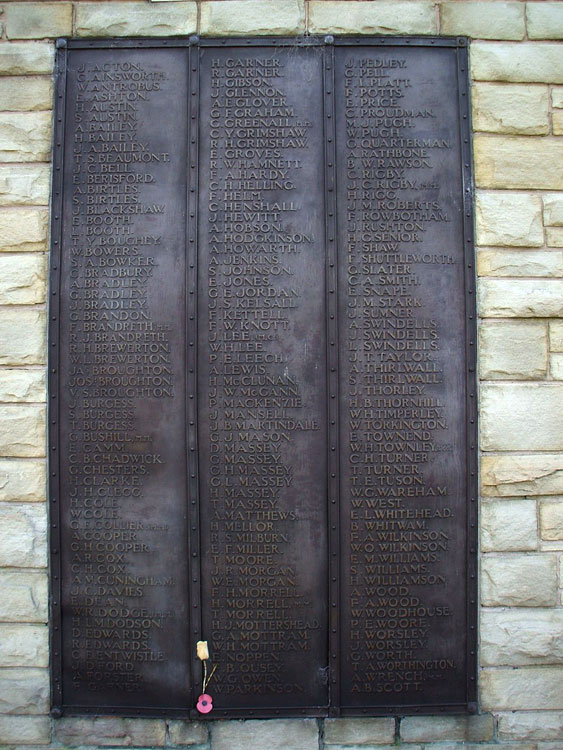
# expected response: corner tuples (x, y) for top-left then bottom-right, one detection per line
(50, 37), (477, 718)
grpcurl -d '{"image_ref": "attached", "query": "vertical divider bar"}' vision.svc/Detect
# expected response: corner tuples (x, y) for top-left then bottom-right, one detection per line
(323, 36), (340, 716)
(49, 38), (68, 717)
(186, 37), (202, 710)
(456, 39), (478, 710)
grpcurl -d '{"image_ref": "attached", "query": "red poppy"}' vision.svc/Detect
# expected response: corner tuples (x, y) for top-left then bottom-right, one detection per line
(196, 693), (213, 714)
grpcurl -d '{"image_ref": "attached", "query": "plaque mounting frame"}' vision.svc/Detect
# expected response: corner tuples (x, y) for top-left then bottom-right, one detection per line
(49, 35), (477, 720)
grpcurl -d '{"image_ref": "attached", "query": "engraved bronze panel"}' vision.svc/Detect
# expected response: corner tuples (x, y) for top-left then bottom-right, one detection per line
(50, 37), (476, 718)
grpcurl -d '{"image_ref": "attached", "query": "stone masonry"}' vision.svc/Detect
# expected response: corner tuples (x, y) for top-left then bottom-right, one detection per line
(0, 1), (562, 749)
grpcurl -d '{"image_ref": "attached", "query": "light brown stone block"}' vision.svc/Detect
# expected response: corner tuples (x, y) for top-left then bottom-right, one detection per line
(0, 624), (48, 667)
(476, 191), (543, 246)
(554, 87), (563, 109)
(551, 353), (563, 380)
(471, 42), (563, 83)
(477, 250), (563, 278)
(478, 279), (563, 317)
(0, 76), (53, 112)
(309, 1), (435, 35)
(481, 666), (563, 710)
(551, 321), (563, 352)
(5, 3), (72, 40)
(0, 667), (49, 714)
(0, 369), (46, 403)
(527, 2), (563, 41)
(325, 717), (395, 745)
(0, 43), (54, 76)
(0, 112), (51, 162)
(547, 227), (563, 248)
(481, 554), (558, 606)
(472, 83), (549, 134)
(54, 717), (167, 746)
(480, 384), (563, 451)
(481, 454), (563, 497)
(0, 405), (46, 457)
(0, 165), (50, 207)
(0, 503), (46, 567)
(399, 715), (494, 742)
(0, 570), (48, 622)
(0, 309), (46, 365)
(540, 501), (563, 541)
(0, 254), (46, 305)
(481, 609), (563, 666)
(211, 719), (319, 750)
(0, 714), (50, 745)
(201, 0), (305, 36)
(0, 208), (48, 252)
(75, 2), (197, 38)
(475, 135), (563, 190)
(498, 711), (563, 741)
(479, 321), (547, 379)
(554, 111), (563, 136)
(481, 499), (537, 552)
(441, 2), (524, 40)
(167, 720), (208, 746)
(0, 459), (45, 502)
(544, 194), (563, 227)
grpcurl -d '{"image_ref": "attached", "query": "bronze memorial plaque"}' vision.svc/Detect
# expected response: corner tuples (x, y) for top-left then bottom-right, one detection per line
(49, 37), (477, 718)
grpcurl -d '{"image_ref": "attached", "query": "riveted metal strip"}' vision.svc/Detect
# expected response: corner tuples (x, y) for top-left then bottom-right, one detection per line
(456, 39), (478, 710)
(187, 36), (203, 710)
(48, 38), (67, 717)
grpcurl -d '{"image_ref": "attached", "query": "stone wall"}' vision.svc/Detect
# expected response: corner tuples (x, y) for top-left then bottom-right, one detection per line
(0, 1), (561, 748)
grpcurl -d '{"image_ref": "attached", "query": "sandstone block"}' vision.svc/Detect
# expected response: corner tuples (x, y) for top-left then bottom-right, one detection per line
(0, 624), (48, 667)
(0, 405), (46, 457)
(0, 667), (49, 714)
(472, 83), (548, 134)
(479, 321), (547, 379)
(400, 715), (493, 742)
(0, 208), (48, 252)
(477, 250), (563, 278)
(5, 3), (72, 40)
(481, 554), (557, 606)
(481, 666), (563, 710)
(420, 744), (531, 750)
(54, 717), (166, 746)
(201, 0), (305, 36)
(481, 499), (537, 552)
(0, 369), (46, 403)
(0, 254), (46, 305)
(0, 112), (51, 162)
(167, 720), (208, 745)
(324, 746), (416, 750)
(0, 503), (47, 567)
(551, 321), (563, 352)
(478, 279), (563, 318)
(0, 459), (45, 502)
(0, 309), (46, 366)
(75, 2), (197, 38)
(498, 711), (563, 741)
(547, 227), (563, 248)
(0, 76), (53, 112)
(0, 570), (47, 622)
(554, 111), (563, 136)
(0, 165), (50, 207)
(527, 3), (563, 41)
(441, 2), (524, 40)
(554, 88), (563, 108)
(0, 43), (54, 76)
(475, 135), (563, 190)
(475, 191), (543, 246)
(211, 719), (318, 750)
(309, 1), (435, 35)
(0, 715), (50, 745)
(540, 501), (563, 541)
(325, 717), (395, 745)
(480, 384), (563, 451)
(471, 42), (563, 83)
(543, 194), (563, 226)
(481, 454), (563, 497)
(551, 353), (563, 380)
(481, 608), (563, 666)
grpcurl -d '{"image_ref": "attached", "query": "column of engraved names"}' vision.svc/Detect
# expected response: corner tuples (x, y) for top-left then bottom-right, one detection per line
(61, 53), (188, 705)
(199, 50), (327, 706)
(338, 52), (460, 703)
